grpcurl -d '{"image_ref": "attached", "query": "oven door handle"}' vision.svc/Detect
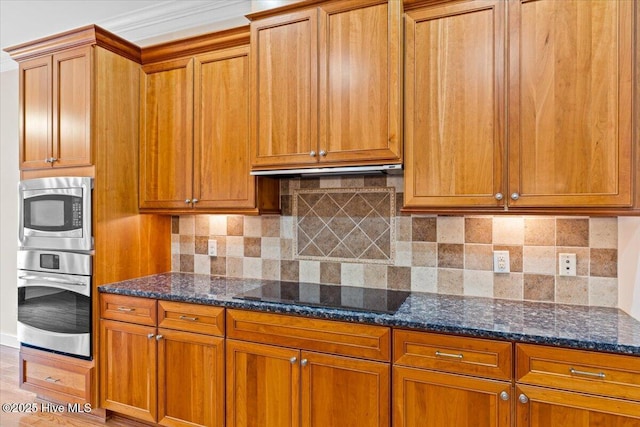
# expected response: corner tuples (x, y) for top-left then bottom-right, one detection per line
(18, 275), (86, 287)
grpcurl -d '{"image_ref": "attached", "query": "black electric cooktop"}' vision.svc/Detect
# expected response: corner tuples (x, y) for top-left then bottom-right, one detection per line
(233, 281), (410, 314)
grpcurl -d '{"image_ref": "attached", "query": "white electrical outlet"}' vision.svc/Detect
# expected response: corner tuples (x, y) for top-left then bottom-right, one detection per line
(208, 239), (217, 257)
(559, 253), (576, 276)
(493, 250), (510, 273)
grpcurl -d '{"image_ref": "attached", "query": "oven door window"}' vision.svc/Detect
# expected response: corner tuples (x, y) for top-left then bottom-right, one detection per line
(18, 287), (90, 334)
(24, 194), (83, 232)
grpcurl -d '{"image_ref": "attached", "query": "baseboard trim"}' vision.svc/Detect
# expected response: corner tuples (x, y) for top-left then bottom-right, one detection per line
(1, 333), (19, 348)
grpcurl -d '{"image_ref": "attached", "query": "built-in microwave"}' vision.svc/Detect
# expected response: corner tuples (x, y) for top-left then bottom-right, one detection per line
(19, 177), (93, 252)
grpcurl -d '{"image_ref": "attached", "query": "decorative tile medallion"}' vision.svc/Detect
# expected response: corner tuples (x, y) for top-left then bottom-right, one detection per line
(293, 187), (395, 264)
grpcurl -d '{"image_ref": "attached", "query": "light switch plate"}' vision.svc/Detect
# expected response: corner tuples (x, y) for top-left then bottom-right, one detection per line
(208, 239), (217, 257)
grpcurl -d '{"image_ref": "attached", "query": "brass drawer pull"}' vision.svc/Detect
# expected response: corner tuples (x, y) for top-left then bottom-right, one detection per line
(179, 315), (199, 322)
(45, 376), (60, 383)
(435, 350), (463, 360)
(117, 307), (135, 312)
(570, 368), (606, 379)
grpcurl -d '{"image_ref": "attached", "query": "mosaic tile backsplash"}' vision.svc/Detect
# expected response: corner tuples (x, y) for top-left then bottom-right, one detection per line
(293, 187), (395, 263)
(171, 176), (619, 308)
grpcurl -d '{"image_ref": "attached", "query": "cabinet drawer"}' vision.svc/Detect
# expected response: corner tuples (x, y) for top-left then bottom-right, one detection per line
(226, 309), (390, 361)
(100, 294), (157, 326)
(393, 330), (512, 381)
(20, 346), (92, 405)
(158, 300), (224, 336)
(516, 344), (640, 401)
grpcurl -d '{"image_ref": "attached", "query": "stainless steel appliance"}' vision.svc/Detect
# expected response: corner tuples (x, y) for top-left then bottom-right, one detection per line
(19, 176), (93, 252)
(17, 249), (92, 358)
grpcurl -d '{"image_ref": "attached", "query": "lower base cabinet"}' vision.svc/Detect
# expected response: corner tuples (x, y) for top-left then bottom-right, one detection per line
(392, 329), (513, 427)
(225, 309), (391, 427)
(226, 340), (390, 427)
(515, 344), (640, 427)
(97, 296), (640, 427)
(100, 319), (157, 422)
(393, 366), (511, 427)
(516, 384), (640, 427)
(99, 295), (224, 427)
(19, 345), (93, 406)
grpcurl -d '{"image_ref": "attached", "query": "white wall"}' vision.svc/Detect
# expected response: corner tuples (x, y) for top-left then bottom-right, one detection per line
(0, 68), (19, 347)
(619, 217), (640, 320)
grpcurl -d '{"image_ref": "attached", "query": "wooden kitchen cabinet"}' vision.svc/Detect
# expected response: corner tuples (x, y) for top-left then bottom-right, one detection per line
(508, 0), (634, 209)
(139, 57), (194, 210)
(515, 385), (640, 427)
(100, 318), (158, 423)
(404, 0), (636, 212)
(99, 294), (225, 427)
(226, 339), (300, 427)
(20, 345), (93, 406)
(249, 0), (402, 170)
(403, 0), (505, 209)
(7, 26), (172, 412)
(139, 29), (279, 214)
(226, 309), (391, 427)
(17, 46), (92, 170)
(515, 344), (640, 426)
(393, 330), (513, 427)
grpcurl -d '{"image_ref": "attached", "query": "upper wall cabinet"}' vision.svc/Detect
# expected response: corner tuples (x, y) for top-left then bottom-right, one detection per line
(139, 28), (279, 214)
(249, 0), (402, 170)
(404, 0), (505, 209)
(17, 47), (91, 170)
(404, 0), (637, 213)
(507, 0), (634, 209)
(6, 26), (140, 171)
(139, 57), (194, 210)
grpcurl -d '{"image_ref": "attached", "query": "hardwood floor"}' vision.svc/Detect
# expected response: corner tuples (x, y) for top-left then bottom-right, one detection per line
(0, 345), (129, 426)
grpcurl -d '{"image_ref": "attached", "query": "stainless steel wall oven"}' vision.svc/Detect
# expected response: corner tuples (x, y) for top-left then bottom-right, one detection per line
(17, 249), (92, 358)
(17, 176), (94, 359)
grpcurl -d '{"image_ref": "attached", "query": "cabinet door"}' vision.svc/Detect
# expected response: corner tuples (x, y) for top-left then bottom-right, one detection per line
(404, 0), (506, 208)
(516, 385), (640, 427)
(251, 9), (319, 168)
(508, 0), (633, 207)
(318, 0), (402, 165)
(140, 58), (194, 209)
(19, 55), (52, 169)
(157, 329), (224, 427)
(301, 351), (389, 427)
(52, 46), (92, 168)
(194, 46), (256, 209)
(226, 339), (300, 427)
(99, 319), (157, 423)
(394, 366), (511, 427)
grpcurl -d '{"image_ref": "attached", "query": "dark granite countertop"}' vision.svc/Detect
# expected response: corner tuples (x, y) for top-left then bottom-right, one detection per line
(98, 272), (640, 356)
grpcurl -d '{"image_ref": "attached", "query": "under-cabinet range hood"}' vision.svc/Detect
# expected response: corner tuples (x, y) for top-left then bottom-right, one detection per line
(250, 164), (403, 177)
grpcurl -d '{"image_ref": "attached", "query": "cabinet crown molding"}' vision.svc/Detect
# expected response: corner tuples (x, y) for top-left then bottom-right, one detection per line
(4, 24), (141, 63)
(141, 25), (250, 64)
